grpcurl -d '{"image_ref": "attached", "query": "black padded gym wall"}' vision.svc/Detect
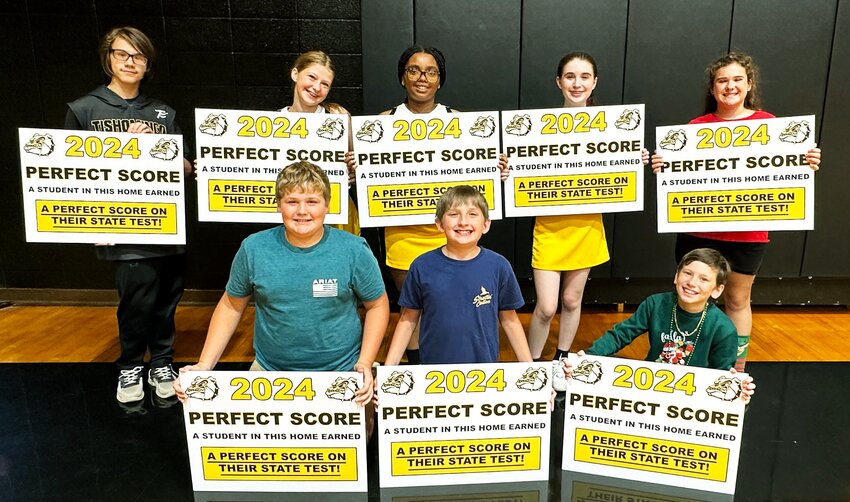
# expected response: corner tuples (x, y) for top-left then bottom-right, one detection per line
(359, 0), (850, 304)
(519, 0), (628, 111)
(414, 0), (521, 113)
(614, 0), (734, 279)
(729, 0), (837, 278)
(3, 0), (849, 302)
(803, 0), (850, 277)
(387, 0), (524, 263)
(1, 2), (111, 290)
(415, 0), (522, 263)
(361, 1), (414, 114)
(0, 0), (363, 291)
(517, 0), (629, 281)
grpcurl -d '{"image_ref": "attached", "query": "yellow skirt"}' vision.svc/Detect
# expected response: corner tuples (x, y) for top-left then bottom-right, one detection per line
(531, 214), (609, 271)
(385, 224), (446, 270)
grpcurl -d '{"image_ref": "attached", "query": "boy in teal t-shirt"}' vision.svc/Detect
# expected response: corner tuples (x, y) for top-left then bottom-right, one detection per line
(176, 161), (389, 406)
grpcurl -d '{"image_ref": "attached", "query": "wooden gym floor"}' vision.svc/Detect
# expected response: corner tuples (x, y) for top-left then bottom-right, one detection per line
(1, 304), (848, 363)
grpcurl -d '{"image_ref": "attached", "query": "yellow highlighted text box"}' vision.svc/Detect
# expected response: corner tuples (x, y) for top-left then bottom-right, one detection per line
(574, 428), (729, 481)
(201, 447), (358, 482)
(208, 179), (341, 214)
(35, 199), (177, 234)
(391, 436), (540, 476)
(667, 187), (805, 223)
(367, 180), (495, 217)
(513, 172), (636, 207)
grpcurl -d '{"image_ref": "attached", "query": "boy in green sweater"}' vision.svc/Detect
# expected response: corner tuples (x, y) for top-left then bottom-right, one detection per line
(567, 248), (755, 401)
(586, 248), (738, 369)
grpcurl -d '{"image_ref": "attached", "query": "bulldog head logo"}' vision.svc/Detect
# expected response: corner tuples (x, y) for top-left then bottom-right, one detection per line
(381, 370), (414, 395)
(706, 376), (743, 401)
(356, 120), (383, 142)
(505, 114), (532, 136)
(317, 118), (345, 140)
(149, 138), (179, 161)
(659, 129), (687, 151)
(615, 108), (641, 131)
(469, 115), (496, 138)
(185, 376), (219, 401)
(24, 133), (55, 156)
(572, 359), (603, 384)
(199, 113), (228, 136)
(325, 376), (359, 401)
(779, 120), (811, 144)
(516, 367), (547, 391)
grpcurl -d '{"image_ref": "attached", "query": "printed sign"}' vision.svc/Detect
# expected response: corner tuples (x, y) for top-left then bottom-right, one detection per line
(655, 115), (815, 232)
(377, 363), (551, 488)
(181, 370), (367, 492)
(195, 109), (349, 224)
(502, 105), (644, 217)
(19, 128), (185, 244)
(352, 112), (502, 227)
(562, 354), (748, 495)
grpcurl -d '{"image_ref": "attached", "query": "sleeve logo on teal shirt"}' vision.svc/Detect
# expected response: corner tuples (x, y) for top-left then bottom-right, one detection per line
(472, 286), (492, 308)
(312, 278), (338, 298)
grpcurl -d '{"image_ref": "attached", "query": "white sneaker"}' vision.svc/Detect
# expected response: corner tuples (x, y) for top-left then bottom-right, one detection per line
(148, 364), (178, 399)
(117, 366), (145, 403)
(552, 358), (567, 392)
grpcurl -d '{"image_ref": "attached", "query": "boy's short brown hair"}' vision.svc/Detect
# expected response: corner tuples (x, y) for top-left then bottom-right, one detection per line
(435, 185), (489, 221)
(677, 248), (731, 286)
(274, 161), (330, 203)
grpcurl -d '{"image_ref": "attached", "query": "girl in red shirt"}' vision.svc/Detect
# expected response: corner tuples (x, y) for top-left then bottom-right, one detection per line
(652, 52), (821, 370)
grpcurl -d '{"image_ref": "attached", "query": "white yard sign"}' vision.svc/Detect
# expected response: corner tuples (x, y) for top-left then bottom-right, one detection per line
(377, 362), (551, 488)
(352, 112), (502, 227)
(181, 370), (367, 492)
(19, 127), (185, 244)
(195, 108), (349, 224)
(655, 115), (815, 233)
(562, 354), (748, 495)
(502, 104), (645, 217)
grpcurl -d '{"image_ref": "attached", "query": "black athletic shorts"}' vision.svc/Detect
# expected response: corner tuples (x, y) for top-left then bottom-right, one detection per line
(675, 234), (767, 275)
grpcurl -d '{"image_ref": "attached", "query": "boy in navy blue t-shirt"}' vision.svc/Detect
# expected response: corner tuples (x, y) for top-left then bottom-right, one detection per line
(384, 186), (533, 365)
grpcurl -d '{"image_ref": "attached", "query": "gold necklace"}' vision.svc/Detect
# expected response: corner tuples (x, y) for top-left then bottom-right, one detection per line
(668, 301), (708, 365)
(671, 302), (708, 337)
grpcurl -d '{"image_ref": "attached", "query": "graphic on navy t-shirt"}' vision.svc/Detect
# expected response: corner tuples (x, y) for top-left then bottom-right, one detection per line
(473, 286), (492, 307)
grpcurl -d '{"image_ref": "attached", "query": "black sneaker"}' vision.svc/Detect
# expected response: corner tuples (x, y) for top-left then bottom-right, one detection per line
(117, 365), (145, 403)
(148, 364), (177, 399)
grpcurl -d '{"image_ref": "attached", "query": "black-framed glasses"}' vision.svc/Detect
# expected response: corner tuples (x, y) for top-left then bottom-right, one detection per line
(405, 67), (439, 81)
(110, 49), (148, 66)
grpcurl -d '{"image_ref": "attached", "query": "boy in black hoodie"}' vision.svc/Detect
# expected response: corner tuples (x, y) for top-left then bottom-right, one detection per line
(65, 26), (192, 404)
